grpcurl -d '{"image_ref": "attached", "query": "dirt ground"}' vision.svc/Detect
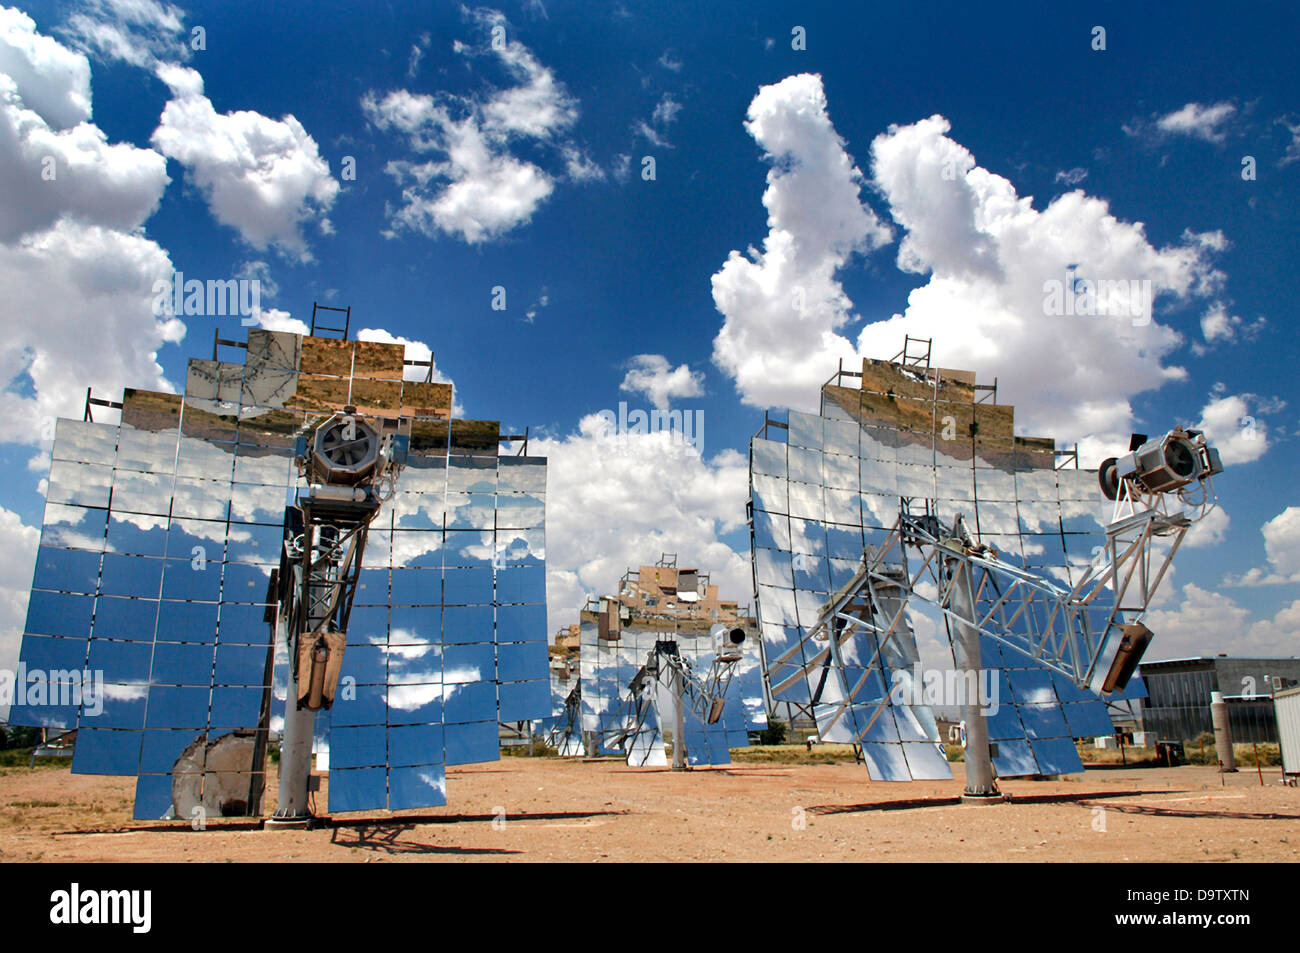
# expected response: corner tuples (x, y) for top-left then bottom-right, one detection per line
(1, 757), (1297, 862)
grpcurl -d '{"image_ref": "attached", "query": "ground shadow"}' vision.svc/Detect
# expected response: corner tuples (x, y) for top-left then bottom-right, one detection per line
(806, 789), (1180, 816)
(1080, 800), (1300, 822)
(330, 808), (627, 827)
(329, 823), (521, 856)
(57, 807), (627, 836)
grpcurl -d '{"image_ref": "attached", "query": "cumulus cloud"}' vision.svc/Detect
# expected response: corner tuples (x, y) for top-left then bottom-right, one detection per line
(151, 65), (339, 260)
(1194, 301), (1265, 353)
(1144, 583), (1300, 658)
(1229, 506), (1300, 586)
(1195, 393), (1269, 465)
(0, 6), (91, 128)
(362, 9), (578, 243)
(1184, 503), (1229, 549)
(0, 14), (181, 447)
(619, 354), (704, 411)
(1261, 508), (1300, 580)
(0, 8), (169, 243)
(0, 219), (182, 443)
(713, 84), (1226, 456)
(856, 115), (1224, 453)
(1154, 101), (1237, 143)
(530, 416), (750, 635)
(0, 73), (169, 242)
(1143, 583), (1249, 658)
(61, 0), (190, 71)
(711, 73), (893, 412)
(256, 308), (308, 335)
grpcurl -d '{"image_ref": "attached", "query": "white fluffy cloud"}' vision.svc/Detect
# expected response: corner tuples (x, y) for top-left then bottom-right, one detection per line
(1154, 101), (1236, 143)
(1143, 583), (1250, 658)
(1184, 503), (1229, 549)
(531, 416), (751, 635)
(0, 13), (181, 447)
(151, 65), (339, 261)
(1231, 506), (1300, 586)
(1144, 583), (1300, 659)
(0, 6), (91, 128)
(362, 9), (577, 244)
(1196, 393), (1268, 465)
(858, 115), (1225, 454)
(1244, 599), (1300, 656)
(0, 503), (40, 721)
(620, 354), (703, 410)
(0, 72), (169, 242)
(1195, 301), (1265, 353)
(0, 7), (168, 243)
(256, 308), (308, 335)
(711, 73), (893, 412)
(713, 84), (1226, 457)
(0, 219), (182, 443)
(1262, 508), (1300, 580)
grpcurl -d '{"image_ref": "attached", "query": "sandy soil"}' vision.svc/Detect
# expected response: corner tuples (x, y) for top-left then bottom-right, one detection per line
(1, 758), (1297, 862)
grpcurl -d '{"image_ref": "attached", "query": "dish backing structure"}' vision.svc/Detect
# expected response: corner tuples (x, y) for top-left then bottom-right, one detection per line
(10, 320), (549, 820)
(744, 340), (1218, 785)
(546, 557), (766, 767)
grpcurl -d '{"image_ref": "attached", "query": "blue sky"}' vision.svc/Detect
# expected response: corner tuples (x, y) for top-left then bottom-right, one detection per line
(0, 0), (1297, 666)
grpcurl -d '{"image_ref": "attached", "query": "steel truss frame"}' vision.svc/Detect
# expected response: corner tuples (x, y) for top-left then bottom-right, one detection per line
(765, 480), (1210, 750)
(568, 639), (744, 761)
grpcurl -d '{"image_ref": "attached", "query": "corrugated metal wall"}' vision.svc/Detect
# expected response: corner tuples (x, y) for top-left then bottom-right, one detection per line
(1275, 685), (1300, 777)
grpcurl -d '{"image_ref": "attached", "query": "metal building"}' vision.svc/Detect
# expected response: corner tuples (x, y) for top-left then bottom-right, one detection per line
(1138, 657), (1300, 744)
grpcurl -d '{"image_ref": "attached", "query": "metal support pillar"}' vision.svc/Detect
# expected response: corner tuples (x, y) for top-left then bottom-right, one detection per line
(1211, 690), (1236, 772)
(948, 555), (999, 800)
(268, 702), (315, 825)
(671, 666), (688, 771)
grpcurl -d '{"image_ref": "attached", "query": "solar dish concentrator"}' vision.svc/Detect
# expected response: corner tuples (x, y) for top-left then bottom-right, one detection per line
(749, 347), (1142, 781)
(556, 560), (765, 766)
(9, 327), (549, 819)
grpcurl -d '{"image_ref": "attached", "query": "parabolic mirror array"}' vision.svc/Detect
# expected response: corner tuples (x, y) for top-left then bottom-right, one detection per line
(547, 561), (766, 767)
(10, 328), (549, 818)
(749, 354), (1144, 782)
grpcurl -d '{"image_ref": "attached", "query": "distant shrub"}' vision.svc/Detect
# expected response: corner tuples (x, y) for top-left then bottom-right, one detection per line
(755, 720), (788, 745)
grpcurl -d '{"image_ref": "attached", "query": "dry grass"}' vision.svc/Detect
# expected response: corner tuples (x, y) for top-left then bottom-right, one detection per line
(730, 743), (862, 764)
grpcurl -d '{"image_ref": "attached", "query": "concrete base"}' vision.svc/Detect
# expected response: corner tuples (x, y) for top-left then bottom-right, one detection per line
(264, 814), (316, 829)
(960, 792), (1010, 805)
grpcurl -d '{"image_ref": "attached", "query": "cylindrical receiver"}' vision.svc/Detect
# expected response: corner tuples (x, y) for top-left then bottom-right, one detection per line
(1210, 690), (1236, 772)
(306, 641), (329, 710)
